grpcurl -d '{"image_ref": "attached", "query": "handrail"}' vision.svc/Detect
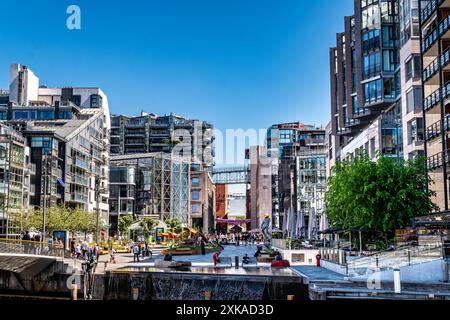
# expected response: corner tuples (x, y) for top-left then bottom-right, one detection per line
(0, 238), (64, 258)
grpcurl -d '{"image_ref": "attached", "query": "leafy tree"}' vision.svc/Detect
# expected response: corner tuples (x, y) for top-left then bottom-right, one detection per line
(325, 152), (438, 239)
(118, 215), (134, 237)
(139, 217), (157, 238)
(165, 217), (182, 230)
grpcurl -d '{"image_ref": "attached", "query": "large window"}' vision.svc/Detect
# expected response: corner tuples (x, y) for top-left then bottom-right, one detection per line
(405, 55), (421, 81)
(364, 79), (382, 104)
(364, 51), (380, 79)
(383, 49), (399, 72)
(192, 191), (200, 201)
(406, 87), (423, 113)
(191, 177), (200, 187)
(363, 29), (380, 53)
(362, 4), (381, 29)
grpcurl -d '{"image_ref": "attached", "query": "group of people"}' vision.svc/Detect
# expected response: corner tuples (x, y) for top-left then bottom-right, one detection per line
(129, 240), (152, 262)
(205, 232), (264, 247)
(21, 231), (63, 255)
(70, 238), (101, 262)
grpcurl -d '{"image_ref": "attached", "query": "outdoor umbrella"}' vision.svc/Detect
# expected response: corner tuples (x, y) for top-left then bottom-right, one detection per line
(307, 207), (317, 240)
(288, 207), (296, 238)
(282, 210), (288, 235)
(285, 207), (292, 237)
(319, 211), (329, 240)
(296, 209), (306, 238)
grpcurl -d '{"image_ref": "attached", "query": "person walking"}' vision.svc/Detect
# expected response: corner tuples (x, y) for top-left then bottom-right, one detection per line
(109, 248), (116, 264)
(200, 239), (206, 255)
(81, 239), (88, 258)
(133, 243), (140, 262)
(70, 238), (76, 258)
(22, 231), (31, 254)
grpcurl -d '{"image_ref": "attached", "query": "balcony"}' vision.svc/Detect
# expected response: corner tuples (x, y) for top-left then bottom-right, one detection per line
(424, 87), (441, 112)
(73, 175), (89, 187)
(422, 15), (450, 56)
(426, 150), (450, 171)
(421, 0), (439, 26)
(423, 57), (440, 84)
(74, 158), (89, 170)
(426, 114), (450, 141)
(363, 64), (381, 80)
(71, 192), (88, 203)
(337, 127), (352, 136)
(345, 118), (362, 128)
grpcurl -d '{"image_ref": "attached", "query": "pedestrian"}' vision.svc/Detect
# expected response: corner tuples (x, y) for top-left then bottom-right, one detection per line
(213, 251), (221, 267)
(93, 243), (100, 261)
(141, 244), (146, 259)
(22, 231), (31, 254)
(76, 243), (82, 259)
(70, 238), (76, 258)
(81, 239), (88, 258)
(200, 239), (206, 255)
(109, 248), (116, 264)
(133, 243), (140, 262)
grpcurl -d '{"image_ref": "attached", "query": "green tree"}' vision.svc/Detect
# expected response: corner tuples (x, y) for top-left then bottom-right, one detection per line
(325, 152), (438, 239)
(118, 215), (134, 237)
(165, 217), (182, 230)
(139, 217), (157, 238)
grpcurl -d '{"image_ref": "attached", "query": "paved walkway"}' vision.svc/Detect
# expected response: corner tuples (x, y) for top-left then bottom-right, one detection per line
(291, 266), (347, 282)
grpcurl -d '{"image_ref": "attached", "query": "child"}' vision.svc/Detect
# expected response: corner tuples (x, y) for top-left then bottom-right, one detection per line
(109, 248), (116, 264)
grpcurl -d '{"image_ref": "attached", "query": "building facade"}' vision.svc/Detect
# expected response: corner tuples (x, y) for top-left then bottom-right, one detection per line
(266, 122), (327, 230)
(0, 64), (111, 238)
(420, 0), (450, 211)
(109, 153), (190, 235)
(329, 0), (425, 166)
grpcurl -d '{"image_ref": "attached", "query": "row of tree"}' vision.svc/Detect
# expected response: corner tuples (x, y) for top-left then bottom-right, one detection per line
(325, 153), (438, 240)
(12, 205), (103, 237)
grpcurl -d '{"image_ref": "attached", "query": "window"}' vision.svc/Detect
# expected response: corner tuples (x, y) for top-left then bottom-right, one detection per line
(364, 79), (382, 104)
(192, 191), (200, 201)
(405, 55), (421, 81)
(406, 87), (423, 113)
(191, 177), (200, 187)
(90, 94), (103, 108)
(363, 51), (380, 79)
(38, 111), (55, 120)
(192, 204), (200, 213)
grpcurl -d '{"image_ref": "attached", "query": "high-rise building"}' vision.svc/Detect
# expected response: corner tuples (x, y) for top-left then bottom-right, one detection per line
(249, 145), (272, 231)
(109, 153), (190, 235)
(266, 122), (326, 230)
(110, 112), (216, 230)
(110, 113), (214, 168)
(0, 64), (111, 238)
(419, 0), (450, 211)
(329, 0), (425, 166)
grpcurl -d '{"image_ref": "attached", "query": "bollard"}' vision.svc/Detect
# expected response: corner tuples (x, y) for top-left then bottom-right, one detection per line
(205, 290), (212, 300)
(393, 269), (401, 294)
(235, 256), (239, 269)
(71, 284), (78, 300)
(132, 288), (139, 300)
(287, 295), (295, 300)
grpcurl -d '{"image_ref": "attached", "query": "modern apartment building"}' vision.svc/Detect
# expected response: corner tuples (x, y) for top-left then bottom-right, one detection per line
(419, 0), (450, 211)
(110, 113), (214, 168)
(0, 124), (32, 238)
(329, 0), (425, 165)
(109, 153), (190, 235)
(0, 64), (111, 238)
(110, 112), (216, 230)
(266, 122), (327, 230)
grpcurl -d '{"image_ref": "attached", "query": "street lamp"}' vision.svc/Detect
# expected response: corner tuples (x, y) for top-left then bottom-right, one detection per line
(42, 154), (51, 242)
(94, 174), (108, 243)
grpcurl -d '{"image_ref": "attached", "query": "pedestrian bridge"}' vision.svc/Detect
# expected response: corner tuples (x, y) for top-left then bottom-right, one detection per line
(212, 166), (250, 184)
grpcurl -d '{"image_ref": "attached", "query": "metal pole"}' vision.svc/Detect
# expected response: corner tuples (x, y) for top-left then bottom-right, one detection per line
(42, 155), (47, 242)
(95, 176), (100, 244)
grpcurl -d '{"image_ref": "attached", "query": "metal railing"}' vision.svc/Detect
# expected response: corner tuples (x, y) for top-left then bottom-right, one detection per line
(0, 238), (64, 258)
(345, 244), (443, 277)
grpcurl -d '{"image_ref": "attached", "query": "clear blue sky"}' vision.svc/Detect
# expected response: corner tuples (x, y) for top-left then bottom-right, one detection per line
(0, 0), (353, 133)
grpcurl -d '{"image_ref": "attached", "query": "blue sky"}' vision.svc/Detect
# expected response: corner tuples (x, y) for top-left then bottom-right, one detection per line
(0, 0), (353, 134)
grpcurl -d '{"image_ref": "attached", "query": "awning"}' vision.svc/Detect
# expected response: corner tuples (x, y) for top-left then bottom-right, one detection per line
(57, 178), (65, 187)
(216, 218), (251, 225)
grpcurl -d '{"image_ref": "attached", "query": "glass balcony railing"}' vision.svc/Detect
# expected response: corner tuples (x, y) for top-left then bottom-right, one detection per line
(426, 114), (450, 141)
(74, 175), (89, 186)
(421, 0), (438, 24)
(72, 192), (88, 203)
(424, 87), (441, 111)
(426, 149), (450, 171)
(422, 15), (450, 54)
(423, 57), (440, 83)
(74, 158), (88, 170)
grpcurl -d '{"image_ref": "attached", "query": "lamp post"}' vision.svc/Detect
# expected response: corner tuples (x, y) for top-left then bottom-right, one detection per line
(42, 155), (50, 242)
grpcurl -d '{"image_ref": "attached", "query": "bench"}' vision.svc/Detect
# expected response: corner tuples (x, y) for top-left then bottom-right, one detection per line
(216, 256), (232, 267)
(242, 257), (258, 267)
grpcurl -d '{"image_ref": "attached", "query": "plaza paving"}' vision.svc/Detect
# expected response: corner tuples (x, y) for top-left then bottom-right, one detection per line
(91, 244), (261, 272)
